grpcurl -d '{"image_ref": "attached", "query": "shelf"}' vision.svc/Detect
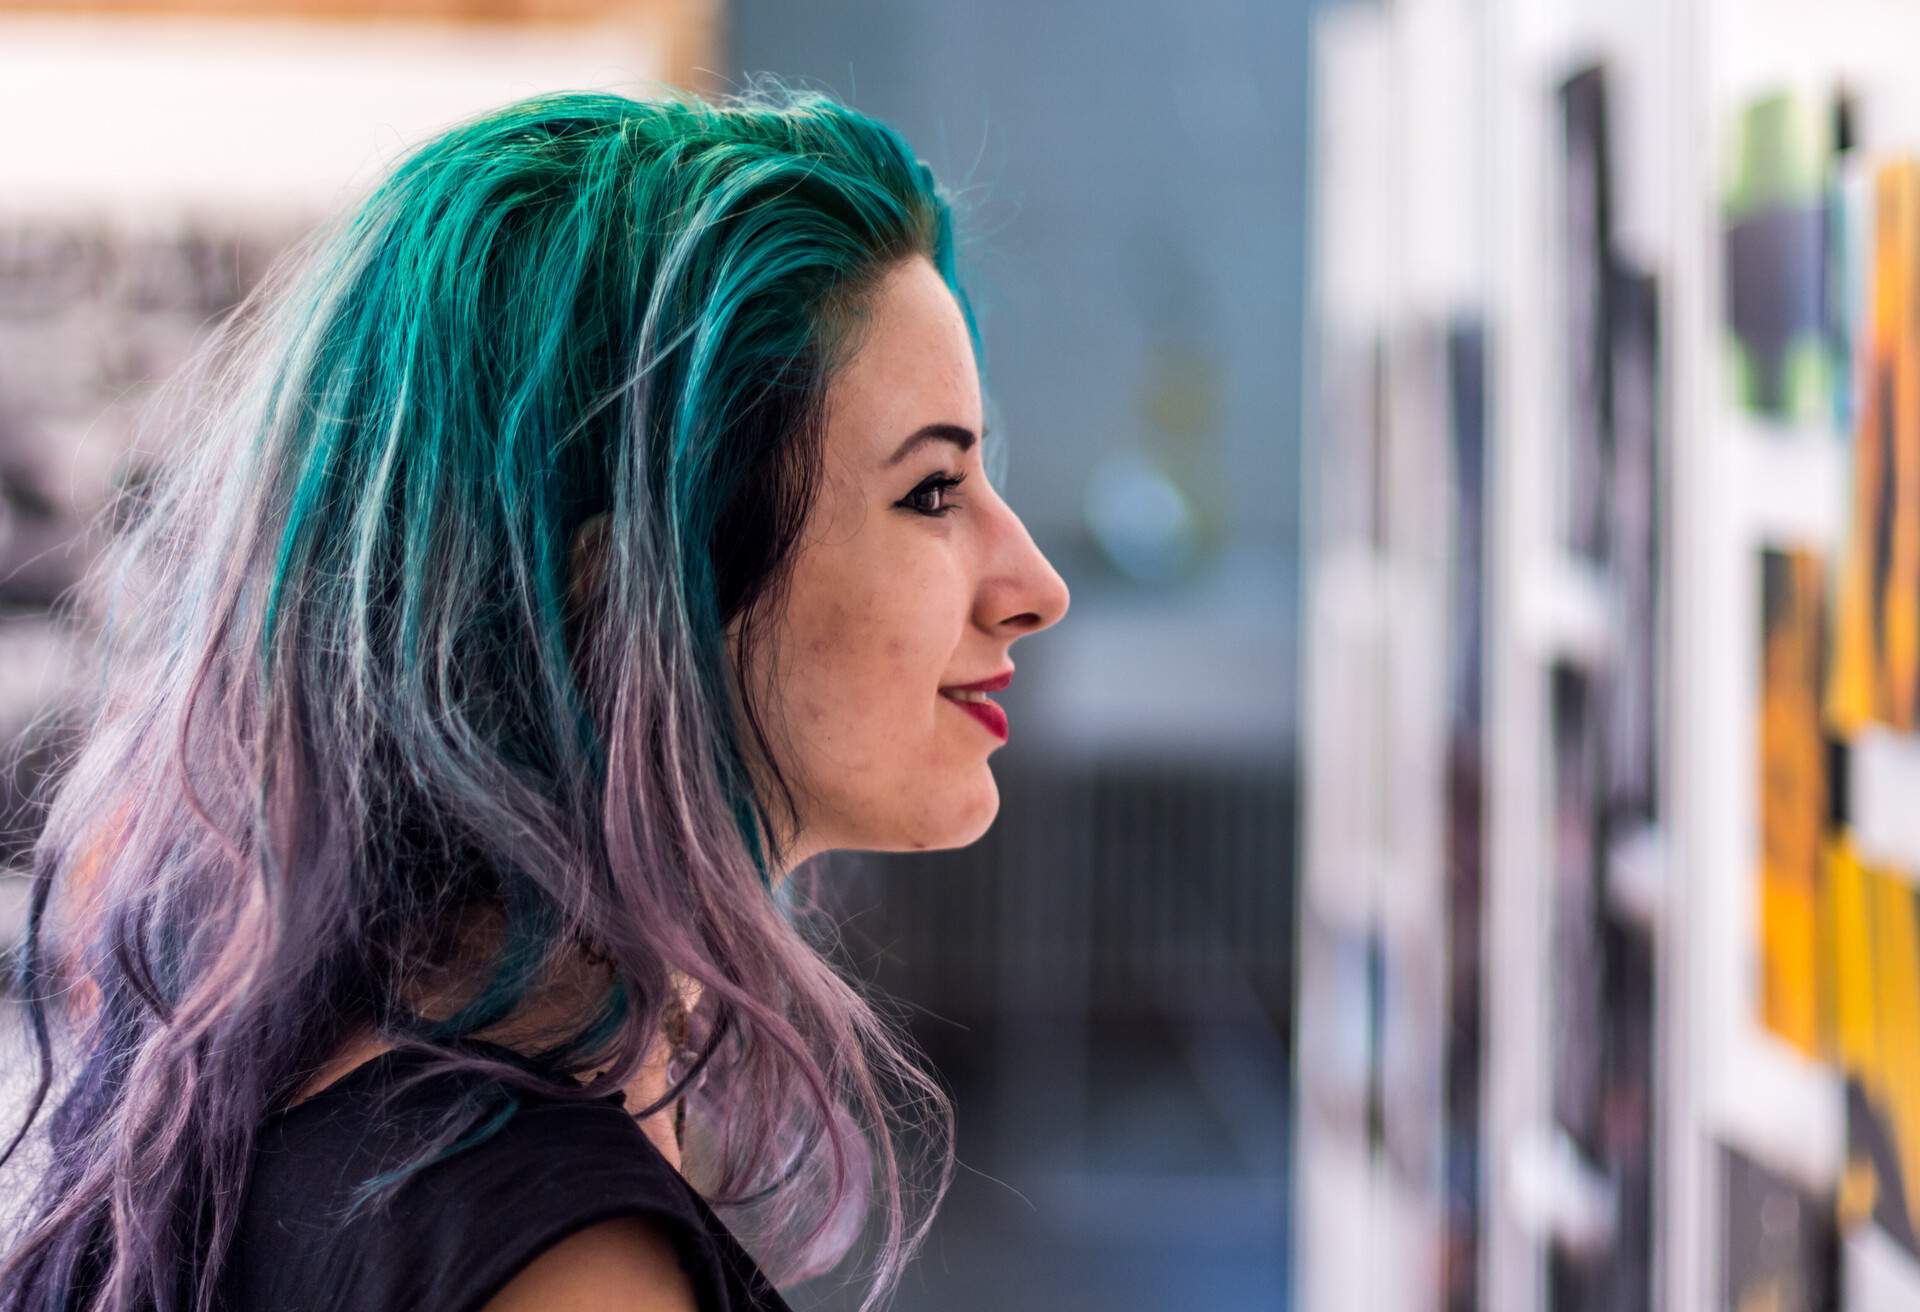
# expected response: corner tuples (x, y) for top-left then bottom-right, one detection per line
(1728, 412), (1850, 548)
(1517, 554), (1618, 667)
(1707, 1029), (1846, 1193)
(1845, 1223), (1920, 1312)
(1606, 822), (1665, 932)
(1852, 728), (1920, 881)
(1503, 1124), (1615, 1254)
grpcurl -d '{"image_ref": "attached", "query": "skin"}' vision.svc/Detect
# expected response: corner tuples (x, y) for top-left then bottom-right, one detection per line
(727, 253), (1072, 866)
(294, 253), (1069, 1310)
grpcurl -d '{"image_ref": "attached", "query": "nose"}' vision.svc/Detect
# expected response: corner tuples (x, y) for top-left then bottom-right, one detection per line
(981, 501), (1071, 637)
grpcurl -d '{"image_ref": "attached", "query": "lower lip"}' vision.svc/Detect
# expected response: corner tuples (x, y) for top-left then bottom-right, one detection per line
(942, 693), (1009, 742)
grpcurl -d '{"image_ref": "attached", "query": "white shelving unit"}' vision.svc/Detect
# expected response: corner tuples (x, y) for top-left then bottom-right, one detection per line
(1481, 2), (1682, 1306)
(1304, 1), (1920, 1308)
(1297, 2), (1485, 1311)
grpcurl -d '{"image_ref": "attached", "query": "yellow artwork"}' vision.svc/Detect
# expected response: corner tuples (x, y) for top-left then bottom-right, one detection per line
(1759, 548), (1827, 1057)
(1829, 161), (1920, 736)
(1831, 838), (1920, 1253)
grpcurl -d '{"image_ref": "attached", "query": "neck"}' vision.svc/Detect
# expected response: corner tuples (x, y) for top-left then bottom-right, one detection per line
(622, 1025), (686, 1173)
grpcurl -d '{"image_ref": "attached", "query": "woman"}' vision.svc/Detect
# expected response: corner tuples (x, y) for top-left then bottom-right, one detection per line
(0, 83), (1069, 1312)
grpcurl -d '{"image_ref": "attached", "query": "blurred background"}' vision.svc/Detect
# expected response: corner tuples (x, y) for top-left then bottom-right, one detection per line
(12, 1), (1920, 1310)
(0, 2), (1299, 1310)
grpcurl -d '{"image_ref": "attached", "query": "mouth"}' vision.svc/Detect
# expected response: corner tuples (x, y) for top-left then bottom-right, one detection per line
(939, 669), (1013, 743)
(940, 688), (1010, 743)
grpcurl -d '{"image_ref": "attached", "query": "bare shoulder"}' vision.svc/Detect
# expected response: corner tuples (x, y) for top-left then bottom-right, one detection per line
(482, 1215), (702, 1312)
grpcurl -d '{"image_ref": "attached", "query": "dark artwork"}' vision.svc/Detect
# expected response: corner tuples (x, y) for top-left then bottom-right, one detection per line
(1594, 918), (1656, 1312)
(1546, 766), (1610, 1312)
(0, 216), (295, 944)
(1596, 267), (1662, 1312)
(1721, 1143), (1840, 1312)
(1549, 660), (1607, 1164)
(1548, 61), (1668, 1312)
(1559, 64), (1614, 563)
(1442, 320), (1486, 1312)
(1606, 268), (1661, 826)
(1550, 269), (1666, 1312)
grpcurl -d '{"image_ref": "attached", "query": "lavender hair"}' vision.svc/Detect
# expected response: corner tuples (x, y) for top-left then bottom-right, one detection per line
(0, 81), (981, 1311)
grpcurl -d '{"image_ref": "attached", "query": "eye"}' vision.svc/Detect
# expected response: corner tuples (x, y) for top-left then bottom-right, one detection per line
(898, 470), (968, 518)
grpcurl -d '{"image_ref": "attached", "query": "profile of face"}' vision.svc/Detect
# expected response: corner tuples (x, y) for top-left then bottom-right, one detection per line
(733, 255), (1070, 869)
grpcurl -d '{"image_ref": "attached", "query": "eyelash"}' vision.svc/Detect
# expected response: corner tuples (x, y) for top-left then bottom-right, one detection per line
(899, 470), (969, 518)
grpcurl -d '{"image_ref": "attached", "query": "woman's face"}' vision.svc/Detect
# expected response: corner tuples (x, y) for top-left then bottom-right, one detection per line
(734, 255), (1070, 870)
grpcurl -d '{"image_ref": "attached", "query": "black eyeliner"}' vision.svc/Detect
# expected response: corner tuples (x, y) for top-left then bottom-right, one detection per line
(897, 470), (968, 517)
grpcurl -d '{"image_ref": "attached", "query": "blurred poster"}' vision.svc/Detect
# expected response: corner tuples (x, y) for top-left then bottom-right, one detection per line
(1830, 808), (1920, 1263)
(1550, 661), (1607, 1163)
(1598, 263), (1663, 1312)
(1721, 1143), (1840, 1312)
(1723, 88), (1841, 424)
(1759, 547), (1831, 1059)
(1827, 160), (1920, 738)
(1442, 320), (1486, 1312)
(0, 218), (296, 903)
(1600, 915), (1657, 1307)
(1558, 64), (1614, 564)
(0, 218), (291, 606)
(1607, 267), (1662, 826)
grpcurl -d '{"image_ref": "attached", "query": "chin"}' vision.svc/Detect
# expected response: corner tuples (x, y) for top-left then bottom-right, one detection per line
(941, 778), (1001, 847)
(895, 777), (1001, 852)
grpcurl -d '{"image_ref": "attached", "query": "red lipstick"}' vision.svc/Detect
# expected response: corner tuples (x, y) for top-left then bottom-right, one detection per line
(939, 669), (1013, 742)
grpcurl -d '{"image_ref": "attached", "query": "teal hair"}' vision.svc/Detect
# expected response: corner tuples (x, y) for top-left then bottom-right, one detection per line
(0, 81), (976, 1312)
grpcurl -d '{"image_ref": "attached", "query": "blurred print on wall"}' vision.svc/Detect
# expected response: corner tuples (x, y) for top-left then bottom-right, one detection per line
(1828, 159), (1920, 739)
(1440, 319), (1486, 1312)
(1548, 660), (1606, 1169)
(1721, 1142), (1839, 1312)
(1545, 59), (1667, 1311)
(1723, 87), (1846, 426)
(1606, 267), (1661, 829)
(0, 218), (303, 942)
(1832, 847), (1920, 1263)
(1557, 64), (1613, 565)
(1758, 545), (1832, 1060)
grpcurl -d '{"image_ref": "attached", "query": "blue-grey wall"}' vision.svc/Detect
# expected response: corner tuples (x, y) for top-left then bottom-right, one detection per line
(724, 0), (1311, 582)
(720, 13), (1310, 1312)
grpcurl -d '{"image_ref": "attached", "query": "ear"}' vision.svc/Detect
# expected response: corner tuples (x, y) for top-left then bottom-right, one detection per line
(566, 511), (613, 615)
(564, 512), (614, 694)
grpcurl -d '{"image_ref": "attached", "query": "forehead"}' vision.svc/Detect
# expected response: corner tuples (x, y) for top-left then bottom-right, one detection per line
(828, 257), (982, 467)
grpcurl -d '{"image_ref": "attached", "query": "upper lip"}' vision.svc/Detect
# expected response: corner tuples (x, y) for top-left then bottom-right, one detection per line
(941, 669), (1014, 693)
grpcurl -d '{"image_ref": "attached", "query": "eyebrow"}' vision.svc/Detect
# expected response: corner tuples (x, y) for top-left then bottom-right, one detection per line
(885, 422), (985, 467)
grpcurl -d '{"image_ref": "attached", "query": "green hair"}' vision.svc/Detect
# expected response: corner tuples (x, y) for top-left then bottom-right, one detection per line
(1, 80), (978, 1312)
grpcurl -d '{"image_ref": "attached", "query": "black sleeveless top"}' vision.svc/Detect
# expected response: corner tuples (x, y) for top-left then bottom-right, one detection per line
(218, 1041), (795, 1311)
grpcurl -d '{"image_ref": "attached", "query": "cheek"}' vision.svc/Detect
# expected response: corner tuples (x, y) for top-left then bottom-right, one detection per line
(770, 581), (998, 849)
(809, 567), (948, 690)
(767, 543), (976, 798)
(776, 595), (933, 744)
